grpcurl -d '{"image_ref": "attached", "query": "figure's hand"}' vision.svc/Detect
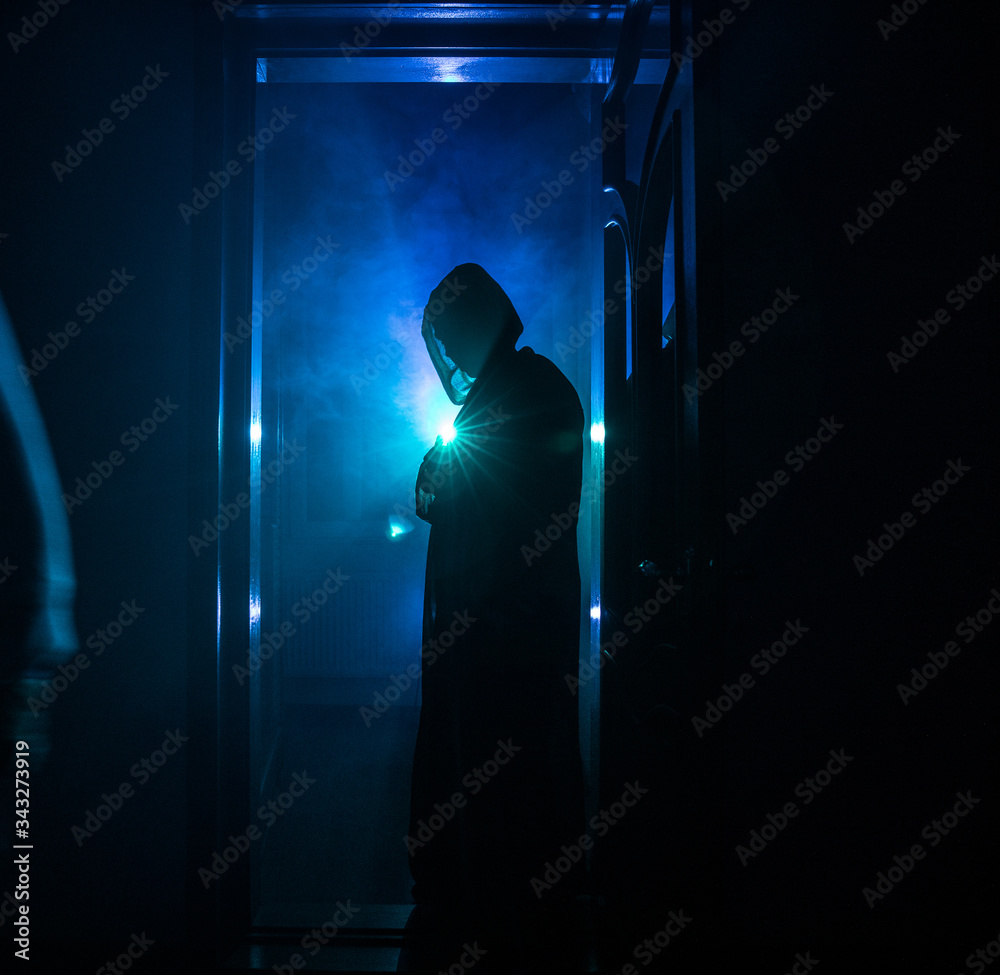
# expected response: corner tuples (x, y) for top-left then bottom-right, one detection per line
(415, 437), (451, 521)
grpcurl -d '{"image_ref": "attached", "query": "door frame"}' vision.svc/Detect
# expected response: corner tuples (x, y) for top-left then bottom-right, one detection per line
(186, 1), (673, 965)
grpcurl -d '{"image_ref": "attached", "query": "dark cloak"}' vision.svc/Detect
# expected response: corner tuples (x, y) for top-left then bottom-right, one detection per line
(408, 273), (586, 918)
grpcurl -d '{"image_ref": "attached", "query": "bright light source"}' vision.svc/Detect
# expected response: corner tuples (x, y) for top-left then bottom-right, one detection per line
(250, 420), (262, 445)
(423, 389), (460, 447)
(387, 518), (411, 540)
(590, 604), (601, 620)
(590, 422), (605, 444)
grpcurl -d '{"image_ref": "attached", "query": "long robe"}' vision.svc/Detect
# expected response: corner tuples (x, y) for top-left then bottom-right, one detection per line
(408, 342), (586, 916)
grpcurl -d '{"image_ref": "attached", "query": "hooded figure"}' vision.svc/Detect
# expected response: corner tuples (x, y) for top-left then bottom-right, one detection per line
(408, 264), (586, 924)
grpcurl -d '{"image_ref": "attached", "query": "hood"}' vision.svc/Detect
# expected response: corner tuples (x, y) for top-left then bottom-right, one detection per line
(421, 263), (524, 405)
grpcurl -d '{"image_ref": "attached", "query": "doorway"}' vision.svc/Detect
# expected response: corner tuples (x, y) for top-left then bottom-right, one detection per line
(249, 71), (601, 919)
(210, 3), (671, 957)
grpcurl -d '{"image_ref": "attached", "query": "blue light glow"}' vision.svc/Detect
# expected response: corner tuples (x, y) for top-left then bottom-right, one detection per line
(590, 421), (605, 444)
(590, 604), (601, 620)
(250, 420), (262, 445)
(253, 77), (596, 622)
(387, 517), (413, 540)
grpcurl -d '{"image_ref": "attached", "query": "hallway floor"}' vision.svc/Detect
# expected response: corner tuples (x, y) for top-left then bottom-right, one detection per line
(259, 700), (420, 909)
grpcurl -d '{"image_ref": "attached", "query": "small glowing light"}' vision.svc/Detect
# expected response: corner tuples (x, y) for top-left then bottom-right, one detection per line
(390, 525), (403, 538)
(590, 604), (601, 620)
(590, 422), (605, 444)
(387, 517), (412, 540)
(424, 392), (460, 447)
(250, 420), (262, 445)
(440, 73), (462, 82)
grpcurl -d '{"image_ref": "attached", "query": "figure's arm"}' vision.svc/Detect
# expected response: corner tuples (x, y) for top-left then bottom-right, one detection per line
(414, 436), (453, 522)
(0, 293), (78, 770)
(0, 294), (78, 671)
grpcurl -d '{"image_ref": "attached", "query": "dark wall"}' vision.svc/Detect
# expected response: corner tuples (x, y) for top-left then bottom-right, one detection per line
(692, 0), (995, 965)
(595, 1), (996, 971)
(0, 0), (993, 971)
(1, 0), (196, 966)
(608, 2), (1000, 971)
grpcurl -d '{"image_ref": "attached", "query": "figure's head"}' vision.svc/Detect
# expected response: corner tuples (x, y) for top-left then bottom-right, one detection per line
(422, 264), (523, 402)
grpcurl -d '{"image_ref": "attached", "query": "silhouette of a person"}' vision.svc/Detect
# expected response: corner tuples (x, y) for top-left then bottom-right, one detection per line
(0, 293), (77, 844)
(407, 265), (586, 934)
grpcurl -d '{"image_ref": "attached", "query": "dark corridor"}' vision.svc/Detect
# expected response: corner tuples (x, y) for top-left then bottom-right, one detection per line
(0, 1), (996, 974)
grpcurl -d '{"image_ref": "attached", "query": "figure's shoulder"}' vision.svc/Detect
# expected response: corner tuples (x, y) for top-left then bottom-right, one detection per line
(515, 346), (574, 387)
(513, 346), (583, 418)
